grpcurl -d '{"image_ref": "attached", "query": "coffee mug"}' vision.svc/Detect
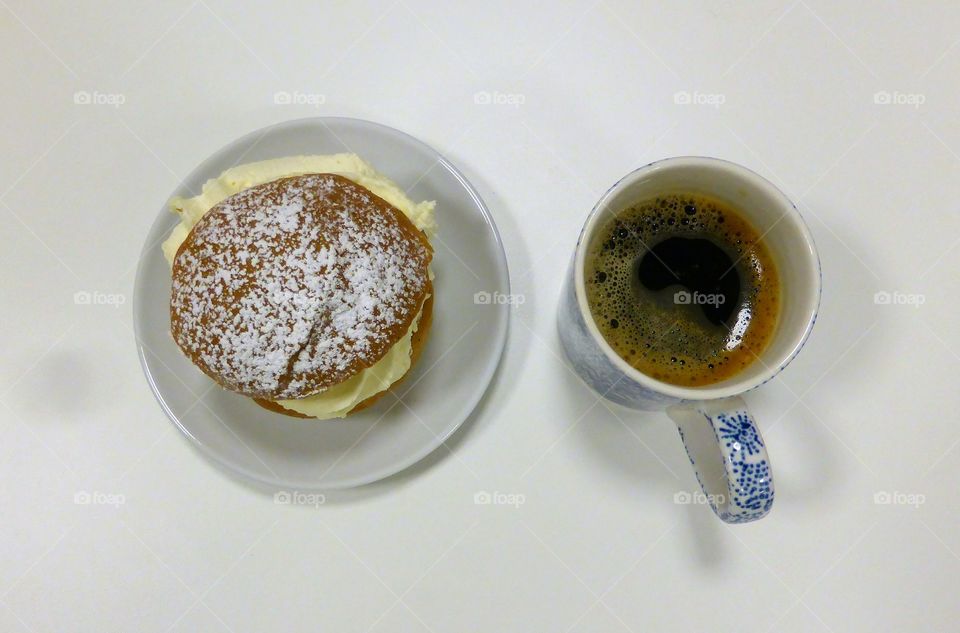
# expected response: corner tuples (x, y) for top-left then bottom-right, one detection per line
(558, 157), (821, 523)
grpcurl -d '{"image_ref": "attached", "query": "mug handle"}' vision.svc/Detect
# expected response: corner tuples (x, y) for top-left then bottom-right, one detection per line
(666, 396), (774, 523)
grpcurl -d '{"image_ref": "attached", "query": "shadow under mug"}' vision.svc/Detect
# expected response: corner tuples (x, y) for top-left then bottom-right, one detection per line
(558, 157), (821, 523)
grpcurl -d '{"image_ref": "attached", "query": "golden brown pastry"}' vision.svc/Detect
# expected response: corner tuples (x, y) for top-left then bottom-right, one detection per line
(170, 173), (433, 411)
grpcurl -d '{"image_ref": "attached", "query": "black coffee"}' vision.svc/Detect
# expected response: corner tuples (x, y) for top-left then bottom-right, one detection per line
(585, 193), (780, 387)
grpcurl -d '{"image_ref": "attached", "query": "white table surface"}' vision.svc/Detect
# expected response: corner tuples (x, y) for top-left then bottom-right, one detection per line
(2, 1), (959, 631)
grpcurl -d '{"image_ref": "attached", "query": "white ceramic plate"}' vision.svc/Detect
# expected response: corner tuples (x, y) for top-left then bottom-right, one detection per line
(133, 117), (509, 489)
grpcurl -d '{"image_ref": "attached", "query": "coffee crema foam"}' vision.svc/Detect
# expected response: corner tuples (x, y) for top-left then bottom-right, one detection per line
(585, 193), (780, 387)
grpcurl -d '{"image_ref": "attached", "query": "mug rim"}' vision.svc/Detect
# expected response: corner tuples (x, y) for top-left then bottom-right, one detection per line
(573, 156), (822, 401)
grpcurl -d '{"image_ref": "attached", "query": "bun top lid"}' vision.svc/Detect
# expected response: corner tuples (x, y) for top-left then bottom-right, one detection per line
(170, 173), (433, 399)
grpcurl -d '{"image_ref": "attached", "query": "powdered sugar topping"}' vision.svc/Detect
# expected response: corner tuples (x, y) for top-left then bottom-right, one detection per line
(170, 174), (432, 398)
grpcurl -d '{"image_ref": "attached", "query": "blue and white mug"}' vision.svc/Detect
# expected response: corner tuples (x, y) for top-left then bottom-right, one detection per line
(558, 157), (821, 523)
